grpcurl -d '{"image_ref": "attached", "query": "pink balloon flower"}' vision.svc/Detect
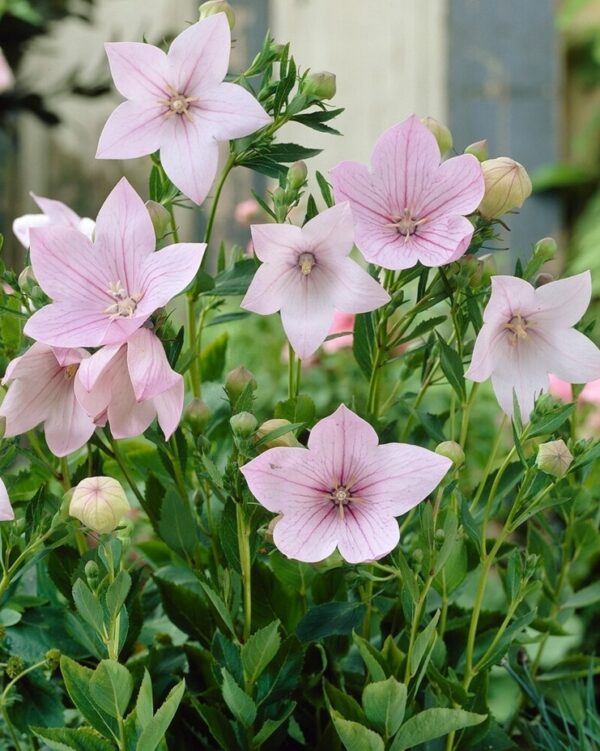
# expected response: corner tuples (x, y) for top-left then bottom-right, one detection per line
(330, 114), (484, 270)
(465, 272), (600, 423)
(74, 327), (183, 440)
(0, 479), (14, 522)
(0, 344), (96, 457)
(241, 404), (451, 563)
(24, 178), (205, 349)
(241, 202), (390, 360)
(13, 193), (95, 249)
(96, 13), (271, 206)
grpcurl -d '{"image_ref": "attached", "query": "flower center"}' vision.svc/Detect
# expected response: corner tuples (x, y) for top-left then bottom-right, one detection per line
(328, 483), (364, 520)
(298, 252), (316, 275)
(64, 364), (79, 380)
(158, 85), (199, 123)
(385, 208), (428, 242)
(505, 313), (529, 346)
(103, 281), (142, 321)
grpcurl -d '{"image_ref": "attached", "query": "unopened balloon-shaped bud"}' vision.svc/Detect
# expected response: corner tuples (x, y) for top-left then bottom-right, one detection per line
(198, 0), (235, 28)
(421, 116), (453, 155)
(464, 139), (488, 162)
(225, 366), (257, 406)
(435, 440), (465, 467)
(536, 440), (573, 478)
(18, 265), (36, 290)
(287, 161), (308, 190)
(69, 476), (130, 534)
(145, 200), (171, 240)
(478, 157), (532, 219)
(533, 236), (557, 264)
(534, 272), (554, 287)
(302, 70), (336, 100)
(255, 419), (302, 451)
(185, 398), (211, 434)
(84, 560), (99, 586)
(230, 411), (258, 438)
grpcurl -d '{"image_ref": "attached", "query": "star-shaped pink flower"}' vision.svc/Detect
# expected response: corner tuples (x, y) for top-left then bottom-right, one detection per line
(74, 327), (183, 440)
(0, 479), (14, 522)
(13, 193), (95, 249)
(465, 272), (600, 422)
(24, 178), (205, 348)
(241, 404), (451, 563)
(0, 344), (96, 457)
(330, 114), (485, 270)
(240, 203), (390, 360)
(96, 13), (271, 206)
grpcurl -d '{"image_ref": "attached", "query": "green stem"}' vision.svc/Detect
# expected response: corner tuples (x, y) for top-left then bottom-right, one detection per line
(203, 153), (236, 252)
(287, 344), (295, 399)
(107, 437), (145, 506)
(404, 573), (434, 683)
(469, 415), (508, 511)
(169, 437), (188, 500)
(1, 704), (22, 751)
(459, 382), (479, 449)
(236, 503), (252, 641)
(61, 456), (87, 555)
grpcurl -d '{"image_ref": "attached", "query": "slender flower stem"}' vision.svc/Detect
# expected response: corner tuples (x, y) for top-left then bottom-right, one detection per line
(236, 503), (252, 641)
(404, 573), (434, 683)
(287, 344), (296, 399)
(203, 153), (236, 254)
(61, 456), (87, 555)
(469, 415), (508, 510)
(169, 436), (189, 500)
(459, 382), (479, 449)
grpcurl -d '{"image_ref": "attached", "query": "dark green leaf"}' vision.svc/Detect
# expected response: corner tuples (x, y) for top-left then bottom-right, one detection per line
(296, 602), (365, 642)
(437, 334), (466, 399)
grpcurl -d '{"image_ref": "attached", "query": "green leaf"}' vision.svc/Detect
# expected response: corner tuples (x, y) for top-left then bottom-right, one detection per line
(274, 394), (316, 424)
(529, 403), (575, 437)
(324, 679), (366, 724)
(331, 711), (384, 751)
(437, 334), (466, 400)
(90, 660), (133, 719)
(191, 699), (238, 751)
(153, 566), (210, 642)
(135, 670), (154, 729)
(72, 579), (104, 633)
(409, 611), (440, 676)
(241, 620), (281, 684)
(266, 142), (322, 162)
(398, 315), (447, 345)
(316, 171), (335, 207)
(564, 581), (600, 608)
(60, 656), (118, 739)
(105, 570), (132, 621)
(32, 727), (114, 751)
(200, 332), (229, 382)
(296, 602), (365, 642)
(253, 701), (296, 745)
(157, 490), (199, 560)
(211, 259), (257, 296)
(136, 679), (185, 751)
(221, 668), (257, 728)
(199, 581), (237, 639)
(352, 632), (387, 681)
(389, 708), (486, 751)
(291, 107), (344, 134)
(353, 312), (376, 379)
(362, 677), (407, 737)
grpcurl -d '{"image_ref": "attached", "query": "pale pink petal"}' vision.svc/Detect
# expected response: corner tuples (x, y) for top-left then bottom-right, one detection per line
(403, 215), (474, 268)
(106, 355), (156, 439)
(250, 224), (303, 264)
(13, 214), (50, 248)
(0, 365), (62, 436)
(104, 42), (170, 100)
(167, 15), (230, 95)
(94, 177), (156, 291)
(136, 242), (206, 316)
(417, 154), (484, 219)
(25, 302), (142, 348)
(0, 479), (14, 522)
(353, 443), (451, 515)
(272, 506), (340, 563)
(74, 346), (121, 422)
(153, 378), (184, 438)
(241, 447), (328, 513)
(160, 118), (219, 205)
(321, 258), (390, 313)
(532, 272), (592, 328)
(486, 276), (536, 324)
(241, 264), (299, 315)
(581, 379), (600, 404)
(193, 82), (271, 140)
(78, 218), (96, 241)
(323, 311), (355, 353)
(52, 347), (85, 368)
(490, 345), (549, 422)
(2, 341), (54, 383)
(371, 115), (440, 213)
(280, 274), (335, 359)
(126, 328), (180, 400)
(307, 404), (380, 484)
(28, 226), (110, 304)
(337, 506), (400, 563)
(465, 323), (507, 382)
(533, 328), (600, 384)
(96, 100), (167, 160)
(44, 381), (96, 456)
(302, 202), (355, 261)
(31, 194), (81, 226)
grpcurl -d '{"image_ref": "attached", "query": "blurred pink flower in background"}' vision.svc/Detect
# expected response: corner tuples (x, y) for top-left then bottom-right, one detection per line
(548, 374), (600, 406)
(0, 479), (14, 522)
(241, 404), (451, 563)
(13, 193), (95, 249)
(322, 311), (355, 353)
(0, 49), (14, 93)
(234, 199), (261, 225)
(0, 344), (96, 457)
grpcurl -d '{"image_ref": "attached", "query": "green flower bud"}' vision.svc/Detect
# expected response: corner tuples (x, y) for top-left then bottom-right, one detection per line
(145, 200), (171, 240)
(533, 236), (557, 264)
(412, 548), (424, 564)
(536, 440), (573, 478)
(255, 419), (302, 451)
(70, 477), (130, 534)
(184, 398), (211, 434)
(434, 528), (445, 543)
(287, 160), (308, 190)
(421, 116), (453, 155)
(85, 560), (100, 588)
(225, 366), (257, 406)
(18, 265), (36, 290)
(230, 411), (258, 438)
(464, 139), (488, 162)
(302, 70), (336, 100)
(45, 649), (61, 671)
(534, 272), (554, 287)
(198, 1), (235, 28)
(478, 157), (532, 219)
(435, 440), (465, 467)
(6, 656), (25, 679)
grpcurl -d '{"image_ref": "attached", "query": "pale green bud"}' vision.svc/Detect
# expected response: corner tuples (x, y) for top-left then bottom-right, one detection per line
(533, 237), (557, 264)
(198, 1), (235, 28)
(302, 71), (336, 100)
(287, 161), (308, 190)
(255, 419), (302, 451)
(421, 116), (453, 155)
(18, 265), (36, 290)
(230, 411), (258, 438)
(435, 440), (465, 467)
(464, 139), (488, 161)
(536, 440), (573, 478)
(185, 398), (211, 434)
(145, 200), (171, 240)
(478, 157), (532, 219)
(70, 477), (130, 534)
(225, 366), (257, 405)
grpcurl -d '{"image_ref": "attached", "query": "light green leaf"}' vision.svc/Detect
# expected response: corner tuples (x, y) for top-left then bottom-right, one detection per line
(105, 570), (132, 620)
(389, 708), (486, 751)
(253, 701), (295, 745)
(241, 620), (281, 685)
(32, 727), (114, 751)
(410, 611), (440, 676)
(199, 581), (237, 639)
(564, 581), (600, 609)
(221, 668), (256, 728)
(362, 677), (407, 737)
(60, 657), (118, 740)
(72, 579), (104, 632)
(352, 632), (387, 681)
(331, 710), (384, 751)
(135, 669), (154, 729)
(90, 660), (133, 719)
(136, 679), (185, 751)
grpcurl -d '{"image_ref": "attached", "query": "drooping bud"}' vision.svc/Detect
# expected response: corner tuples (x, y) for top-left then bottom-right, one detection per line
(435, 440), (465, 467)
(536, 440), (573, 478)
(533, 237), (557, 264)
(478, 157), (532, 219)
(301, 71), (336, 100)
(464, 139), (488, 162)
(69, 477), (130, 534)
(421, 116), (453, 155)
(225, 366), (257, 406)
(255, 419), (303, 451)
(230, 411), (258, 438)
(185, 398), (211, 434)
(287, 161), (308, 190)
(145, 200), (171, 240)
(198, 1), (235, 28)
